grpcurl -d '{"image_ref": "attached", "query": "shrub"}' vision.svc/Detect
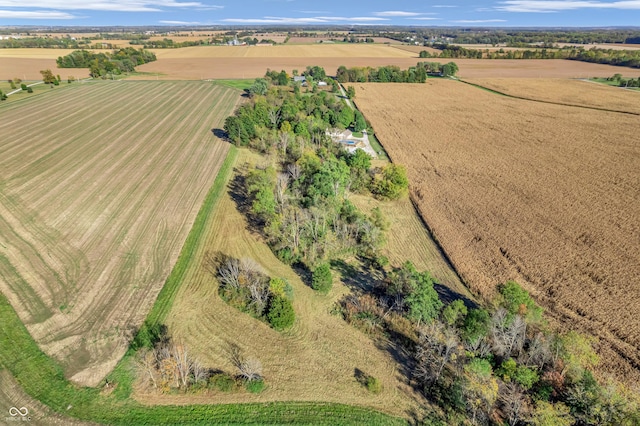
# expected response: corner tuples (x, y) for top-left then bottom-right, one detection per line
(27, 87), (33, 93)
(267, 295), (295, 330)
(245, 378), (265, 393)
(366, 376), (382, 394)
(21, 83), (27, 90)
(208, 373), (236, 392)
(311, 263), (332, 294)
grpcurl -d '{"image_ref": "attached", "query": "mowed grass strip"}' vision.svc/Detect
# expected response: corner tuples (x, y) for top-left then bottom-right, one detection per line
(0, 81), (241, 386)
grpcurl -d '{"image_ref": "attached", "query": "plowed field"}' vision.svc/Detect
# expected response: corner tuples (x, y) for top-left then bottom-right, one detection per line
(0, 81), (239, 386)
(354, 80), (640, 382)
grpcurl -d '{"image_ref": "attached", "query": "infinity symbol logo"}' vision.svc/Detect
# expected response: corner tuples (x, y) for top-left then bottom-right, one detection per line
(9, 406), (28, 417)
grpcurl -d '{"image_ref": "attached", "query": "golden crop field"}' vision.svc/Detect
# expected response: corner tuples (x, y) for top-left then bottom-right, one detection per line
(0, 48), (79, 59)
(354, 80), (640, 383)
(151, 44), (417, 59)
(0, 81), (239, 386)
(150, 149), (422, 417)
(464, 78), (640, 114)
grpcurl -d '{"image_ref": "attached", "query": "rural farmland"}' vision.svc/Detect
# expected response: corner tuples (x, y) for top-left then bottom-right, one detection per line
(354, 80), (640, 383)
(0, 81), (239, 386)
(463, 78), (640, 114)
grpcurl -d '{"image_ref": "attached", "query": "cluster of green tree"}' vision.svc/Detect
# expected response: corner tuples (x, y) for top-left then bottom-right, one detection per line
(0, 37), (84, 49)
(335, 64), (430, 83)
(244, 150), (406, 268)
(417, 61), (460, 77)
(216, 255), (295, 331)
(40, 69), (61, 85)
(129, 38), (208, 48)
(0, 89), (6, 101)
(225, 77), (356, 148)
(342, 36), (375, 43)
(224, 77), (408, 270)
(56, 47), (157, 77)
(606, 73), (640, 88)
(340, 275), (640, 425)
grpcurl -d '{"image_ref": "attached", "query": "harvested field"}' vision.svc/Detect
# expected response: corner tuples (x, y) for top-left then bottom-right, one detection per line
(150, 44), (416, 59)
(133, 56), (640, 80)
(0, 81), (239, 386)
(0, 49), (90, 81)
(0, 48), (80, 59)
(354, 81), (640, 383)
(155, 149), (423, 418)
(464, 78), (640, 114)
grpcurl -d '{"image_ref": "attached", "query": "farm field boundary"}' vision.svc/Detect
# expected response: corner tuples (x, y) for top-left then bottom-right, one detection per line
(460, 78), (640, 116)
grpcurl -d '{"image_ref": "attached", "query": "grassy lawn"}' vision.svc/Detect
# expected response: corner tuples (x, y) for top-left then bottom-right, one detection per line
(590, 77), (640, 90)
(367, 131), (390, 161)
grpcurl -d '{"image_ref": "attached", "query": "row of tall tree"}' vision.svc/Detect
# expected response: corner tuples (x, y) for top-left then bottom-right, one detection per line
(336, 64), (430, 83)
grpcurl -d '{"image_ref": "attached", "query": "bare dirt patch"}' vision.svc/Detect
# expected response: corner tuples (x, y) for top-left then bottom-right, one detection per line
(354, 80), (640, 383)
(0, 81), (239, 386)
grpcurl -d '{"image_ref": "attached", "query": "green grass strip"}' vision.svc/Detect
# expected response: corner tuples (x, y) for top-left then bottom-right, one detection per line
(213, 79), (255, 91)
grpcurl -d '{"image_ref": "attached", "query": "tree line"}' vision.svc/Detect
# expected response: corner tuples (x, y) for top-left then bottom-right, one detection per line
(56, 47), (157, 77)
(336, 64), (431, 83)
(420, 45), (640, 69)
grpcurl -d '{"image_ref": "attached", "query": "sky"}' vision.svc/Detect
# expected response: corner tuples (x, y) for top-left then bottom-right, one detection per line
(0, 0), (639, 27)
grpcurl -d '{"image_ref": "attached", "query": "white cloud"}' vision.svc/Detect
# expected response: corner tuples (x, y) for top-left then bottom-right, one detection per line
(410, 17), (442, 20)
(0, 0), (212, 12)
(497, 0), (640, 12)
(373, 11), (422, 16)
(0, 9), (75, 18)
(450, 19), (508, 22)
(222, 16), (389, 24)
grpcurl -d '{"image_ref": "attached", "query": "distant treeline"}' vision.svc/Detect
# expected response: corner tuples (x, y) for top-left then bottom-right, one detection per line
(420, 45), (640, 69)
(130, 38), (208, 48)
(56, 47), (157, 77)
(378, 29), (640, 45)
(336, 64), (416, 84)
(0, 37), (84, 49)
